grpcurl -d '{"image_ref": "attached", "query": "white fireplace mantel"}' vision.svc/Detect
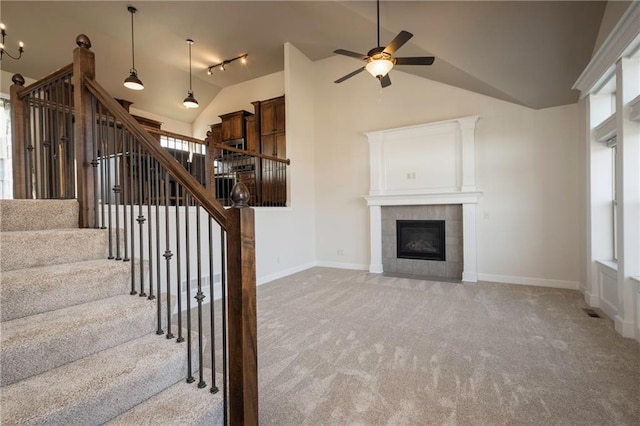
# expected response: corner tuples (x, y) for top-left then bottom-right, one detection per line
(363, 116), (481, 282)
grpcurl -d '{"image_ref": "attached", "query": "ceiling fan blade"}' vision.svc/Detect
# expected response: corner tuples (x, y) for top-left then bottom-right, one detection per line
(335, 66), (366, 84)
(380, 74), (391, 88)
(383, 30), (413, 55)
(395, 56), (435, 66)
(334, 49), (368, 60)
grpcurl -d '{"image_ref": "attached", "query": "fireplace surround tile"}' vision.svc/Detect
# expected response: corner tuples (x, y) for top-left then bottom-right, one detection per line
(381, 205), (463, 280)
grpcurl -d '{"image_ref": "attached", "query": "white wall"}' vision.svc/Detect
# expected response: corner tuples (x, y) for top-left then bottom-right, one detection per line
(313, 55), (583, 287)
(255, 42), (317, 282)
(129, 107), (193, 137)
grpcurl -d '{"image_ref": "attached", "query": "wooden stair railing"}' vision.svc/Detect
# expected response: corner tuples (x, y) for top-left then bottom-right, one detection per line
(10, 34), (258, 426)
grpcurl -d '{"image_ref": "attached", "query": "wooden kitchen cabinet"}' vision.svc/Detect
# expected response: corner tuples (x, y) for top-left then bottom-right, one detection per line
(219, 110), (252, 143)
(259, 96), (285, 135)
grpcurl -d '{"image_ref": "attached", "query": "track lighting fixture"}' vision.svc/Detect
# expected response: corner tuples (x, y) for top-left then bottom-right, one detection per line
(124, 6), (144, 90)
(207, 54), (248, 75)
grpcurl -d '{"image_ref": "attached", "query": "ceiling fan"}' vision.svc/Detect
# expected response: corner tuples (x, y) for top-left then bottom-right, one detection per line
(334, 0), (435, 88)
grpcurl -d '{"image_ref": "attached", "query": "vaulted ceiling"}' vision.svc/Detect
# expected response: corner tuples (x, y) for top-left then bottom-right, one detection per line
(1, 1), (607, 123)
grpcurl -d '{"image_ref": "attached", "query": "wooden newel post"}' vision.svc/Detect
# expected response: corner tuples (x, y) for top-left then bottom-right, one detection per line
(72, 34), (96, 228)
(10, 74), (28, 199)
(226, 182), (259, 426)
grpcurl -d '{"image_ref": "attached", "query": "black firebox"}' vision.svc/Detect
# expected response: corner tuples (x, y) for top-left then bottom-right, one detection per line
(396, 220), (446, 261)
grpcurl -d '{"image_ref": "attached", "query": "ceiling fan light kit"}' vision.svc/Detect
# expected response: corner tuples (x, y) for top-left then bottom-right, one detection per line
(365, 56), (394, 78)
(334, 0), (434, 88)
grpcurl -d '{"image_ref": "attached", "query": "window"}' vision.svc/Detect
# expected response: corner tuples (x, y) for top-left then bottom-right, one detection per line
(159, 135), (205, 156)
(0, 97), (12, 199)
(610, 141), (618, 261)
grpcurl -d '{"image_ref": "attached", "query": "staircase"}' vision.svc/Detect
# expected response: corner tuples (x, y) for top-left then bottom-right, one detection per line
(0, 199), (223, 425)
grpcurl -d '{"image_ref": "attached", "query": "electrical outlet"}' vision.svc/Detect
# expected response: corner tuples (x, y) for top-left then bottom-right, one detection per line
(337, 249), (344, 255)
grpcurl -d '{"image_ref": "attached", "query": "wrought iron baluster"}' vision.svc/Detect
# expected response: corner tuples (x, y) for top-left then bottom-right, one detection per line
(90, 95), (99, 228)
(51, 80), (60, 198)
(175, 180), (184, 343)
(196, 203), (206, 389)
(185, 192), (194, 383)
(164, 171), (174, 339)
(106, 109), (114, 258)
(122, 126), (129, 262)
(137, 142), (146, 298)
(99, 103), (107, 229)
(154, 160), (162, 334)
(113, 120), (121, 261)
(147, 151), (155, 300)
(24, 93), (33, 198)
(128, 134), (137, 295)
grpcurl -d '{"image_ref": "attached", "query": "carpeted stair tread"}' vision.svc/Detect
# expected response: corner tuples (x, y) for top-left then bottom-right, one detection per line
(107, 368), (224, 426)
(0, 259), (136, 321)
(0, 332), (197, 426)
(0, 228), (109, 271)
(0, 199), (78, 231)
(1, 294), (166, 386)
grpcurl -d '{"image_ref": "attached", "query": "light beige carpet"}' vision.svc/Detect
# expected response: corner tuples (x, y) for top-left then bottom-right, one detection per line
(191, 267), (640, 425)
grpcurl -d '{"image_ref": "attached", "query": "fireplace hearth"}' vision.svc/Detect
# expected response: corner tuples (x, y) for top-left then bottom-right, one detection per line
(396, 220), (446, 261)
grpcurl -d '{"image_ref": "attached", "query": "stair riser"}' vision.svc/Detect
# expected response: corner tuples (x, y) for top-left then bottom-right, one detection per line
(1, 260), (145, 322)
(0, 229), (111, 271)
(1, 295), (167, 386)
(0, 199), (79, 232)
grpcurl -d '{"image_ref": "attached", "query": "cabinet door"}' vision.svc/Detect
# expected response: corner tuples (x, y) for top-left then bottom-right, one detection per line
(261, 134), (276, 157)
(245, 115), (259, 152)
(260, 103), (276, 135)
(260, 97), (285, 135)
(275, 133), (286, 159)
(274, 99), (285, 133)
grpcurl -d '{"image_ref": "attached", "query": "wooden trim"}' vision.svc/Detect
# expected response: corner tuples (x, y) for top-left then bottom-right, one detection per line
(213, 142), (291, 165)
(83, 76), (228, 228)
(10, 83), (28, 199)
(73, 45), (96, 228)
(226, 197), (258, 426)
(19, 64), (74, 99)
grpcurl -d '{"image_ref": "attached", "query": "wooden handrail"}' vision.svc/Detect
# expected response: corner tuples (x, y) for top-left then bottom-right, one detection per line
(213, 143), (291, 165)
(83, 76), (228, 229)
(18, 64), (74, 99)
(143, 126), (207, 146)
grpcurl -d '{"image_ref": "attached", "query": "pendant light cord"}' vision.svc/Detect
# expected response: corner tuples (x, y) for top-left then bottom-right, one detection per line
(130, 7), (136, 71)
(189, 41), (193, 91)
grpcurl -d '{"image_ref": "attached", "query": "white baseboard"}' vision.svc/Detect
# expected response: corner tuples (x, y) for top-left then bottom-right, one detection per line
(314, 261), (369, 271)
(583, 291), (599, 307)
(615, 315), (635, 339)
(257, 261), (317, 286)
(476, 273), (580, 290)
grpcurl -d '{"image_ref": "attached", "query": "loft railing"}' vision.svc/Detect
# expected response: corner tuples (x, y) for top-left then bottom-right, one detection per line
(10, 65), (75, 199)
(207, 142), (290, 207)
(9, 35), (258, 425)
(143, 126), (208, 206)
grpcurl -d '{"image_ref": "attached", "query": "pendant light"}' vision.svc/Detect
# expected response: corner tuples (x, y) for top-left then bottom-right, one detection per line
(183, 39), (199, 109)
(124, 6), (144, 90)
